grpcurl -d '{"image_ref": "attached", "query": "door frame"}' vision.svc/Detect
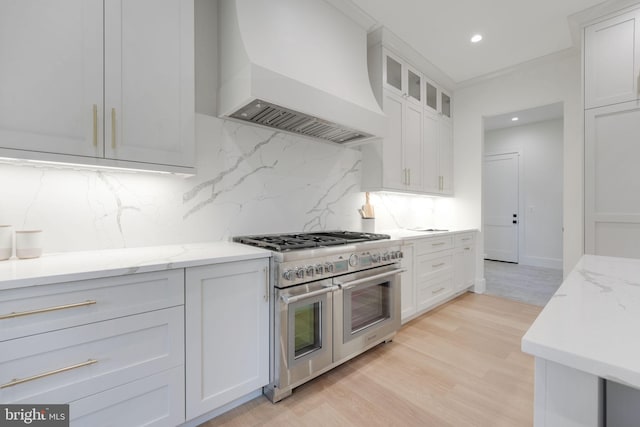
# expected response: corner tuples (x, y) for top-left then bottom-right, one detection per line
(483, 150), (524, 263)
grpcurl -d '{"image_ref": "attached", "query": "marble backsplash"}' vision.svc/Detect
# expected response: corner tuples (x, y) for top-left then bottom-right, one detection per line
(0, 114), (450, 254)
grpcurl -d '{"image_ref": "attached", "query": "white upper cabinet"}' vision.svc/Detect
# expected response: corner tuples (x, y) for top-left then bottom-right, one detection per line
(0, 0), (195, 173)
(584, 9), (640, 109)
(383, 50), (422, 106)
(364, 39), (454, 196)
(104, 0), (194, 168)
(0, 0), (103, 157)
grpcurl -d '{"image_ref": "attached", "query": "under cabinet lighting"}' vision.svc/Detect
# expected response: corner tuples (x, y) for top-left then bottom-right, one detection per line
(470, 34), (483, 43)
(511, 117), (519, 122)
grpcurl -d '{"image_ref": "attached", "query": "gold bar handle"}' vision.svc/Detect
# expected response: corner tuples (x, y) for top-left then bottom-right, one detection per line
(432, 287), (445, 295)
(92, 104), (98, 147)
(432, 242), (445, 247)
(263, 267), (269, 302)
(432, 262), (446, 268)
(0, 359), (98, 389)
(0, 300), (97, 320)
(111, 108), (116, 149)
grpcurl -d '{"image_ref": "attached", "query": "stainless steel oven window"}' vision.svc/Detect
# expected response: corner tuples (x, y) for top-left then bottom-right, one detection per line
(343, 280), (391, 338)
(287, 293), (327, 366)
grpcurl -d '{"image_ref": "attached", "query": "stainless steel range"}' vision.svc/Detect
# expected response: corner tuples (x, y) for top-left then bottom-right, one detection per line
(233, 231), (404, 403)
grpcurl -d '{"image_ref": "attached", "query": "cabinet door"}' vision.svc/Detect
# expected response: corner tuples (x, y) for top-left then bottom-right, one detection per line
(185, 259), (269, 419)
(454, 244), (475, 292)
(104, 0), (194, 168)
(382, 91), (406, 190)
(439, 120), (454, 194)
(585, 101), (640, 258)
(424, 79), (439, 114)
(400, 244), (415, 323)
(0, 0), (103, 157)
(404, 102), (423, 191)
(584, 10), (640, 109)
(383, 50), (404, 96)
(422, 109), (440, 194)
(405, 64), (422, 106)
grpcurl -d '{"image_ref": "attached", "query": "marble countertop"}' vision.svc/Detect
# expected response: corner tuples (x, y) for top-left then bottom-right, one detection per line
(0, 242), (271, 291)
(381, 228), (477, 241)
(522, 254), (640, 389)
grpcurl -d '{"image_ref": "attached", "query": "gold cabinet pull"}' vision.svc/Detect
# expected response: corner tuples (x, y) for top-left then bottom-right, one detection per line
(432, 262), (446, 268)
(111, 108), (116, 149)
(264, 267), (269, 302)
(432, 287), (445, 295)
(432, 242), (445, 247)
(92, 104), (98, 147)
(0, 300), (97, 320)
(0, 359), (98, 389)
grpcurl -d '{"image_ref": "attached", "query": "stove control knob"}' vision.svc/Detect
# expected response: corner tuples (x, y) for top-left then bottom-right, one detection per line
(324, 262), (334, 273)
(295, 268), (305, 279)
(283, 270), (294, 281)
(371, 252), (380, 263)
(397, 250), (404, 259)
(381, 252), (389, 261)
(306, 265), (315, 277)
(390, 252), (397, 260)
(349, 254), (359, 267)
(315, 264), (324, 274)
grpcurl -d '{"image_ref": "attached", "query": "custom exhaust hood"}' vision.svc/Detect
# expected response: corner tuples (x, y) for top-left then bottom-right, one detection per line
(218, 0), (386, 144)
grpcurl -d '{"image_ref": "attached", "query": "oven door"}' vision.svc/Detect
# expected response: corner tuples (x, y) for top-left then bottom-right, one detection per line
(333, 264), (403, 362)
(275, 279), (335, 391)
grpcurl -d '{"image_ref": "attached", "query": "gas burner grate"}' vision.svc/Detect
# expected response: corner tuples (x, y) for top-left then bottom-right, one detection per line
(233, 231), (391, 252)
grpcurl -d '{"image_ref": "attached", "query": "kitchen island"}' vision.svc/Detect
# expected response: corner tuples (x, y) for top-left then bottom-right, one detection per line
(522, 254), (640, 426)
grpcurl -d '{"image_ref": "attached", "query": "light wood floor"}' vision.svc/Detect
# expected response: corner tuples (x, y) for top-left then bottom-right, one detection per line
(203, 293), (542, 427)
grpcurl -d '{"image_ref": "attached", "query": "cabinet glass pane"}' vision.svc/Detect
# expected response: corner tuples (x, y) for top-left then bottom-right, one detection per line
(441, 93), (451, 118)
(426, 83), (437, 110)
(386, 56), (402, 91)
(408, 70), (421, 101)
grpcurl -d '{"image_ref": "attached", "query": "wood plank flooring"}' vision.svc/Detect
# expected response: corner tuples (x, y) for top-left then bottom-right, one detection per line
(202, 293), (542, 427)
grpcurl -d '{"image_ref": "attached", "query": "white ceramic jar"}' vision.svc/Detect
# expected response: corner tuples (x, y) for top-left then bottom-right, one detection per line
(0, 225), (12, 260)
(15, 230), (43, 259)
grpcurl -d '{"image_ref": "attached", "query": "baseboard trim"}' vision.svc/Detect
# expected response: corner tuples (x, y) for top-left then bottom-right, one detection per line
(473, 278), (486, 294)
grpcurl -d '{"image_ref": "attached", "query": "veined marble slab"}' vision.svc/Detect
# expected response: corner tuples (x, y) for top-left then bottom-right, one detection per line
(0, 242), (271, 290)
(522, 254), (640, 389)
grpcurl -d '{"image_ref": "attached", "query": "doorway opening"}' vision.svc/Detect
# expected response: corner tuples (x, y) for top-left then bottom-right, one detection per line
(482, 102), (564, 306)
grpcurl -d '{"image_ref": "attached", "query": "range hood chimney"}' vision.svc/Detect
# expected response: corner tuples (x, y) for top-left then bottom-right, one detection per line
(218, 0), (385, 144)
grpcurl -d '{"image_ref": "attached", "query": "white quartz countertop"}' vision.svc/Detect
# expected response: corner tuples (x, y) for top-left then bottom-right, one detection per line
(522, 254), (640, 389)
(0, 242), (271, 290)
(381, 228), (477, 241)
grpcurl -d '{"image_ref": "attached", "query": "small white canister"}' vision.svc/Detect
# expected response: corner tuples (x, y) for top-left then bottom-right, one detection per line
(0, 225), (12, 260)
(15, 230), (43, 259)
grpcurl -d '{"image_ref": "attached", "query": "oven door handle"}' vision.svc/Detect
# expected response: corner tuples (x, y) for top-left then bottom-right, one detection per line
(335, 268), (407, 290)
(280, 286), (337, 304)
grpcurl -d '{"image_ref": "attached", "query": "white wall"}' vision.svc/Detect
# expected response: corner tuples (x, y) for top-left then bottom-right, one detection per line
(453, 51), (583, 284)
(485, 119), (564, 269)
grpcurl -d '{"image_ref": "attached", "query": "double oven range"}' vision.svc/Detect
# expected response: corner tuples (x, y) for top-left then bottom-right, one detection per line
(234, 231), (404, 403)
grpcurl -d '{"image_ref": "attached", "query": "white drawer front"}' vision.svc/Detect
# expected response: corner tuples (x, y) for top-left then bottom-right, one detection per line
(455, 232), (475, 247)
(415, 236), (454, 255)
(417, 275), (454, 310)
(415, 252), (453, 279)
(0, 306), (184, 404)
(0, 270), (184, 342)
(70, 366), (185, 427)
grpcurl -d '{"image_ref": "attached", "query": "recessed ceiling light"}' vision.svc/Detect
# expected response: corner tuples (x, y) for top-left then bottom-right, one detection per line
(471, 34), (483, 43)
(511, 117), (519, 121)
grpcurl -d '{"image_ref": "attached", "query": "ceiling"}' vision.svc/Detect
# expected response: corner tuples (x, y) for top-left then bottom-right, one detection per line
(346, 0), (610, 84)
(484, 102), (563, 131)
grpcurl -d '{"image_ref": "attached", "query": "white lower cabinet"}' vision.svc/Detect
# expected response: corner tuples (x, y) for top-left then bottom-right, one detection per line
(0, 270), (185, 426)
(400, 243), (415, 322)
(454, 233), (476, 292)
(185, 258), (270, 420)
(401, 232), (476, 324)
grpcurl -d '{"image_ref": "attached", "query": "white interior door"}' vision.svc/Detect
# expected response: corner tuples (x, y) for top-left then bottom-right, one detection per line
(484, 153), (519, 262)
